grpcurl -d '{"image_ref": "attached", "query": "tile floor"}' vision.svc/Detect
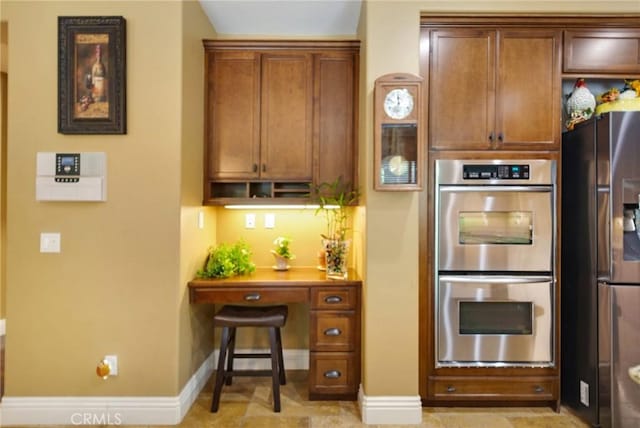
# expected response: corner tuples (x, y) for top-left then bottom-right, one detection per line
(2, 370), (590, 427)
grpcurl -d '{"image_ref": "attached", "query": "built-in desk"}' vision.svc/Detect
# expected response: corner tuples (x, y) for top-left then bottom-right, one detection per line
(188, 267), (362, 400)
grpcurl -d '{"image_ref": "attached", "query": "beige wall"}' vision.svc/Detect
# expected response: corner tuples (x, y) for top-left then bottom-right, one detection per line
(177, 0), (217, 390)
(359, 0), (640, 398)
(3, 0), (215, 396)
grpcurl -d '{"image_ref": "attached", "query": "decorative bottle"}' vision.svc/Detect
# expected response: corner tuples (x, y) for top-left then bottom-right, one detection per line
(91, 45), (106, 102)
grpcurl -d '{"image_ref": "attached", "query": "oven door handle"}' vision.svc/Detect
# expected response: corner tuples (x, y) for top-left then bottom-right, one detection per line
(439, 185), (552, 192)
(439, 275), (553, 284)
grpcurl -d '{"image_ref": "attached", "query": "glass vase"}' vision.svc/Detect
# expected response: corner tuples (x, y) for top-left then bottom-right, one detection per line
(323, 239), (350, 279)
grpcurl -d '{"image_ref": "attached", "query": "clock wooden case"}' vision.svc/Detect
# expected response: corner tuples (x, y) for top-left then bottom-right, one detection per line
(374, 73), (424, 191)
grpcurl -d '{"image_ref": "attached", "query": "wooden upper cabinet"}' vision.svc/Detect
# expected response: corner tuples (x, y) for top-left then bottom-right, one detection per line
(564, 30), (640, 74)
(314, 51), (357, 188)
(208, 51), (261, 179)
(260, 52), (313, 180)
(207, 50), (312, 181)
(428, 28), (561, 151)
(497, 29), (561, 150)
(203, 40), (359, 204)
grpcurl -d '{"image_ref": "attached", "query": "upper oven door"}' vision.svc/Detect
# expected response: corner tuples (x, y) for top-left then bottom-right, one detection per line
(438, 185), (553, 272)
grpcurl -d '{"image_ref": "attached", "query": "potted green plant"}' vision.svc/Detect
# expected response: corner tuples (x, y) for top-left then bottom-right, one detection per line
(271, 236), (295, 271)
(311, 176), (359, 279)
(197, 239), (255, 279)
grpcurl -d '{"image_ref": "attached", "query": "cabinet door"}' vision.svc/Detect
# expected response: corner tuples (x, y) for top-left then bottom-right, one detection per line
(260, 53), (313, 180)
(314, 51), (357, 188)
(429, 29), (496, 150)
(208, 51), (261, 179)
(497, 29), (561, 150)
(564, 30), (640, 74)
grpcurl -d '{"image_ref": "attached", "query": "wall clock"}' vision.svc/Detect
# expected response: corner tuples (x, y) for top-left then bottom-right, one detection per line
(374, 73), (423, 191)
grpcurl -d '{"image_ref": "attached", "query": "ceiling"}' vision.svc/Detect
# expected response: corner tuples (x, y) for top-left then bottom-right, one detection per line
(198, 0), (362, 36)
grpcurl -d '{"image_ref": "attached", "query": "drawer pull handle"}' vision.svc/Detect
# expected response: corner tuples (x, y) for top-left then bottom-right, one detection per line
(534, 385), (544, 393)
(324, 328), (342, 336)
(324, 370), (342, 379)
(244, 293), (261, 301)
(324, 295), (343, 304)
(446, 386), (456, 393)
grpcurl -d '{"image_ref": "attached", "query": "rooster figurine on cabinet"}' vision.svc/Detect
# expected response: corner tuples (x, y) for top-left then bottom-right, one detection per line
(566, 78), (597, 130)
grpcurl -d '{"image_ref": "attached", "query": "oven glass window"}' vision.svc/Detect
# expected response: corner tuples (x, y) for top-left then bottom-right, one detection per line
(459, 301), (533, 335)
(458, 211), (532, 244)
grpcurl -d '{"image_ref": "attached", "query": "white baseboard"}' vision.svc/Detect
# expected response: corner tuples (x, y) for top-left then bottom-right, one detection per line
(358, 384), (422, 425)
(0, 349), (309, 425)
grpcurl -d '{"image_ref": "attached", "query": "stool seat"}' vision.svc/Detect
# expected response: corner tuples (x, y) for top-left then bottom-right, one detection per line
(214, 305), (288, 327)
(211, 304), (288, 413)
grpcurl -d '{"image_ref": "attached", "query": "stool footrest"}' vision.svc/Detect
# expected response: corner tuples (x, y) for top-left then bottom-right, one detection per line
(231, 353), (271, 359)
(226, 369), (273, 377)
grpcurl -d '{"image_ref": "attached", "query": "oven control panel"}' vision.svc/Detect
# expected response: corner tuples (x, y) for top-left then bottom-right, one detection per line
(463, 164), (530, 180)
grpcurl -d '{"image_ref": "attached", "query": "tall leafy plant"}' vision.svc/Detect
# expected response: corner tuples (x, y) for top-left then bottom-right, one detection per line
(311, 176), (359, 241)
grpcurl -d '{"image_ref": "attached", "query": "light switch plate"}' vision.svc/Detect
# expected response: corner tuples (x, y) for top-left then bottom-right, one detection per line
(40, 233), (61, 253)
(265, 213), (275, 229)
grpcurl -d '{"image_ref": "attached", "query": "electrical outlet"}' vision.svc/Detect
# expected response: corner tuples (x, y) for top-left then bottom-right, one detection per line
(105, 355), (118, 376)
(245, 213), (256, 229)
(580, 380), (589, 406)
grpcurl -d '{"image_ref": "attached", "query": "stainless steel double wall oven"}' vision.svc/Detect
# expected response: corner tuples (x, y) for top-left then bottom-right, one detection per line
(435, 159), (556, 367)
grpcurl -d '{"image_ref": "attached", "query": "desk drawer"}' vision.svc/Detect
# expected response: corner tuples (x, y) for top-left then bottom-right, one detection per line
(310, 311), (355, 351)
(309, 352), (358, 397)
(191, 287), (308, 304)
(311, 287), (357, 309)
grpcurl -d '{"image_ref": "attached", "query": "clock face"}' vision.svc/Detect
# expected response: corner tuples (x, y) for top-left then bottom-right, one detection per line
(383, 88), (414, 120)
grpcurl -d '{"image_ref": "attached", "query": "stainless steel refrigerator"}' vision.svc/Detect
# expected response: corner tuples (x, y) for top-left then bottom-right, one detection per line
(562, 111), (640, 428)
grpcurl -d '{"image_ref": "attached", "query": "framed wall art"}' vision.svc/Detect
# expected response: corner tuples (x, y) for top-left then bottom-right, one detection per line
(58, 16), (126, 134)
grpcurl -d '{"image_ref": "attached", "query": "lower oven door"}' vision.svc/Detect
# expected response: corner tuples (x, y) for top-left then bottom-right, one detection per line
(437, 275), (554, 367)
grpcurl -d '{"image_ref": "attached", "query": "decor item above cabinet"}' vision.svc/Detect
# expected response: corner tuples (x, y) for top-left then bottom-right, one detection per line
(427, 28), (561, 151)
(203, 40), (359, 205)
(564, 29), (640, 75)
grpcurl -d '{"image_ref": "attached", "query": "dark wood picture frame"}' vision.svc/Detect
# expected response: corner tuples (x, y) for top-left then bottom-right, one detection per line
(58, 16), (126, 134)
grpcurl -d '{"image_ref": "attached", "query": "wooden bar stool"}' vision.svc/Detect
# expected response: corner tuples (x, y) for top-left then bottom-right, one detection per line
(210, 304), (288, 413)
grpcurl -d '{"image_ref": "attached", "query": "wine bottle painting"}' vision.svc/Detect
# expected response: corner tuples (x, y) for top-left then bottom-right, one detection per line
(74, 33), (109, 119)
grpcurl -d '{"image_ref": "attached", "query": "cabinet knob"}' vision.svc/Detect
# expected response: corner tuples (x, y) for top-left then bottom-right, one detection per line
(534, 385), (544, 393)
(244, 293), (261, 301)
(488, 132), (495, 142)
(324, 295), (343, 304)
(324, 370), (342, 379)
(323, 328), (342, 336)
(446, 385), (456, 393)
(252, 163), (258, 173)
(498, 132), (504, 142)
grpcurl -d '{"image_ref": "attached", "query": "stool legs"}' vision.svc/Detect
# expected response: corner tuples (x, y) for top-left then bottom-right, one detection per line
(276, 327), (286, 385)
(268, 327), (281, 412)
(211, 326), (286, 413)
(225, 327), (236, 386)
(211, 326), (230, 413)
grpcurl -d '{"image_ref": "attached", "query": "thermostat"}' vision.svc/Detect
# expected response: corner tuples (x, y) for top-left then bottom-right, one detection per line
(36, 152), (106, 201)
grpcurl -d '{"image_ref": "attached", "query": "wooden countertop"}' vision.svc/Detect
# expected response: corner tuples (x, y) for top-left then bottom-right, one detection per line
(188, 267), (362, 288)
